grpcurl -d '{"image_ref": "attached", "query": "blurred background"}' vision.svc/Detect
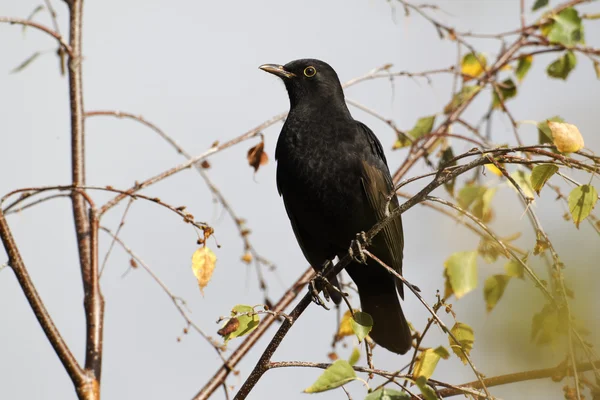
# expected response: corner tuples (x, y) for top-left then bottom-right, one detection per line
(1, 0), (599, 399)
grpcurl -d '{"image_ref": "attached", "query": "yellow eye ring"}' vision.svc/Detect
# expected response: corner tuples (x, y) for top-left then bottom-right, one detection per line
(303, 66), (317, 77)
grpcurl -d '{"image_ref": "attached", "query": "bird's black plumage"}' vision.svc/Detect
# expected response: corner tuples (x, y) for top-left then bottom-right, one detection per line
(261, 59), (411, 354)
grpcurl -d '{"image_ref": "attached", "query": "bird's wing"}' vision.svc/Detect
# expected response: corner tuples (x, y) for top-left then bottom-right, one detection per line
(357, 123), (405, 298)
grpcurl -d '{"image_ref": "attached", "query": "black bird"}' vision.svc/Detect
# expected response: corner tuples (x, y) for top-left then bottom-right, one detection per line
(260, 59), (411, 354)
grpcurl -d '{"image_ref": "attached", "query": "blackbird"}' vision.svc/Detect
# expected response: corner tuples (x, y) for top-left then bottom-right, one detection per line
(260, 59), (411, 354)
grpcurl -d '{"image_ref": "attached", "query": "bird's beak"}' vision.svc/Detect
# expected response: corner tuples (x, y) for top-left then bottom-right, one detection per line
(259, 64), (296, 79)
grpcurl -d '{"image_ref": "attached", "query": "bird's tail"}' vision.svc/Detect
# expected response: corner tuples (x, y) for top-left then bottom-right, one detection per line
(357, 282), (412, 354)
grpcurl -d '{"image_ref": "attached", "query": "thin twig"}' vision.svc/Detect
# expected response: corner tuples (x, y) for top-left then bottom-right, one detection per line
(0, 16), (72, 55)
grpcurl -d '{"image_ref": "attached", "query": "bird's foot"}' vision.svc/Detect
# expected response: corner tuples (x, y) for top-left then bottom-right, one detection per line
(348, 232), (368, 264)
(308, 272), (335, 310)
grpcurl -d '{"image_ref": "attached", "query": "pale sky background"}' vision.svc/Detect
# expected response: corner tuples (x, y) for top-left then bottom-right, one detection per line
(1, 0), (599, 399)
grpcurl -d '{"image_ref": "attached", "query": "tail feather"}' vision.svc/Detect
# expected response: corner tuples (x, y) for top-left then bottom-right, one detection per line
(357, 282), (412, 354)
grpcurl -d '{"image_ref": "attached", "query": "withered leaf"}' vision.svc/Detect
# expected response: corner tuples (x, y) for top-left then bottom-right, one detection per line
(247, 142), (269, 172)
(217, 317), (240, 337)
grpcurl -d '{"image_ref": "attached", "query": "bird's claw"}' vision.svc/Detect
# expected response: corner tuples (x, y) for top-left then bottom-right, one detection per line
(348, 232), (368, 264)
(309, 273), (331, 310)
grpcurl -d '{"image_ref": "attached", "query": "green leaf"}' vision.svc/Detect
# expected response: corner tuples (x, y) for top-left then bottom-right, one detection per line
(365, 388), (410, 400)
(415, 377), (439, 400)
(510, 170), (535, 199)
(478, 237), (506, 264)
(444, 85), (481, 114)
(531, 304), (560, 346)
(348, 347), (360, 366)
(351, 311), (373, 343)
(458, 184), (495, 221)
(448, 322), (475, 364)
(222, 305), (260, 343)
(568, 185), (598, 228)
(304, 360), (357, 393)
(409, 115), (436, 139)
(10, 52), (42, 74)
(504, 254), (528, 279)
(530, 165), (559, 195)
(394, 115), (436, 149)
(532, 0), (549, 11)
(547, 51), (577, 80)
(492, 78), (517, 108)
(444, 251), (478, 299)
(22, 5), (44, 34)
(516, 55), (533, 81)
(538, 116), (564, 145)
(542, 8), (585, 47)
(484, 275), (511, 312)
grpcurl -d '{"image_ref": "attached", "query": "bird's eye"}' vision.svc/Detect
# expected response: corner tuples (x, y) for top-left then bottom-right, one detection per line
(303, 66), (317, 77)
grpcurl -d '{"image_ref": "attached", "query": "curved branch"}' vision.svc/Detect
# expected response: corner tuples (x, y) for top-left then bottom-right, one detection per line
(0, 16), (72, 55)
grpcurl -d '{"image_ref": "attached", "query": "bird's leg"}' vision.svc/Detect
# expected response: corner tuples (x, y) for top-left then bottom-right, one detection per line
(309, 272), (330, 310)
(348, 231), (368, 264)
(308, 260), (337, 310)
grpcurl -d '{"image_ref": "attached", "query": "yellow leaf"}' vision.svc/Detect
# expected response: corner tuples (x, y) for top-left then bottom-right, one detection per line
(336, 310), (355, 339)
(191, 247), (217, 295)
(461, 53), (487, 81)
(414, 348), (442, 379)
(548, 121), (584, 153)
(485, 163), (503, 176)
(449, 322), (475, 364)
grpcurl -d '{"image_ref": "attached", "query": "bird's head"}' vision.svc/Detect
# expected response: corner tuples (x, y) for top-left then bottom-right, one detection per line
(259, 59), (346, 109)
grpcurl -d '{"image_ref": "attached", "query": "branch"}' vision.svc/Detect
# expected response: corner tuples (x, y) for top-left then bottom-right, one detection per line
(0, 16), (72, 55)
(0, 209), (89, 393)
(430, 360), (600, 399)
(192, 267), (315, 400)
(66, 0), (104, 395)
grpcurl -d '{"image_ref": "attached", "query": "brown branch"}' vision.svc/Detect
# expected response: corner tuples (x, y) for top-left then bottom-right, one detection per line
(98, 226), (226, 360)
(364, 249), (490, 398)
(66, 0), (104, 396)
(97, 64), (455, 215)
(430, 360), (600, 399)
(192, 267), (315, 400)
(85, 110), (275, 291)
(0, 16), (72, 55)
(0, 209), (89, 393)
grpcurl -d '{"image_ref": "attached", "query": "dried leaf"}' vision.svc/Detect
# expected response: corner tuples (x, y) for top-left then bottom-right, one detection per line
(548, 121), (584, 153)
(217, 317), (240, 337)
(247, 141), (269, 172)
(221, 305), (260, 343)
(336, 310), (355, 340)
(191, 247), (217, 295)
